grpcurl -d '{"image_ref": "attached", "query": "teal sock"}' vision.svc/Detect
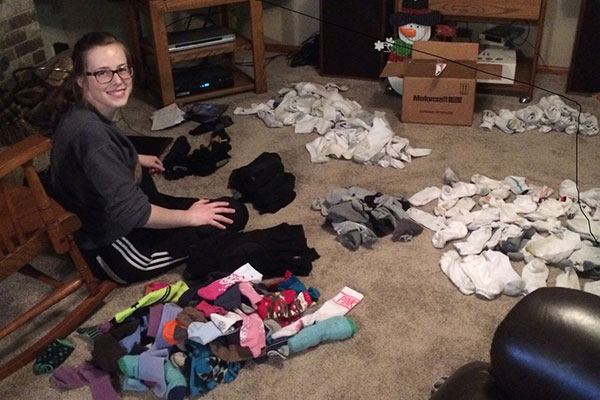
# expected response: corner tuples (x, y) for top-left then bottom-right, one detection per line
(118, 355), (140, 378)
(165, 360), (188, 400)
(288, 316), (357, 354)
(33, 338), (75, 375)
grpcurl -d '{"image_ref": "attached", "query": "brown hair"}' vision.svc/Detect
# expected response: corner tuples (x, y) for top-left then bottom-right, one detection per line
(71, 32), (131, 103)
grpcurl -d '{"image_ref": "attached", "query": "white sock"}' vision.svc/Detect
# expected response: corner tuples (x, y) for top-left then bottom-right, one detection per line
(489, 186), (511, 200)
(512, 195), (539, 214)
(526, 198), (573, 220)
(559, 179), (578, 198)
(568, 241), (600, 271)
(480, 110), (497, 130)
(459, 254), (503, 299)
(525, 229), (582, 264)
(525, 185), (554, 202)
(503, 176), (529, 195)
(440, 250), (475, 295)
(409, 186), (441, 206)
(490, 197), (529, 226)
(555, 267), (580, 290)
(567, 210), (600, 241)
(432, 221), (468, 248)
(454, 226), (493, 256)
(495, 109), (526, 134)
(447, 209), (475, 227)
(439, 182), (477, 200)
(532, 217), (562, 233)
(521, 258), (549, 294)
(469, 207), (501, 228)
(407, 208), (446, 232)
(434, 198), (458, 217)
(210, 312), (243, 334)
(257, 110), (284, 128)
(471, 174), (504, 191)
(271, 286), (364, 340)
(445, 197), (476, 218)
(485, 224), (508, 249)
(483, 250), (525, 296)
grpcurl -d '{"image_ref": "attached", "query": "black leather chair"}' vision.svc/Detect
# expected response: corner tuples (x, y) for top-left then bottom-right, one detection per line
(430, 287), (600, 400)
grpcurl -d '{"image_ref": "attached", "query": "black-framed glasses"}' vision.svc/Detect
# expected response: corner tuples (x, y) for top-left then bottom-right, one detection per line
(85, 65), (133, 84)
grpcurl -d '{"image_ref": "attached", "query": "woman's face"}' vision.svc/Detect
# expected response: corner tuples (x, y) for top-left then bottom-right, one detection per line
(77, 43), (132, 119)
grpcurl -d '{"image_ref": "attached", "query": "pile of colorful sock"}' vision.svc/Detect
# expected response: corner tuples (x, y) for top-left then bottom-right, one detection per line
(50, 265), (363, 399)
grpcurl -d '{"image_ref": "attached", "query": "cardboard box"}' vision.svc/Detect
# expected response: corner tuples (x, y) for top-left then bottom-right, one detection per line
(380, 41), (502, 126)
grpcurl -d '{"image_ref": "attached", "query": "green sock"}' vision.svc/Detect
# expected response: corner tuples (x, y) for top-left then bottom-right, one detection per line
(76, 325), (102, 342)
(33, 338), (75, 375)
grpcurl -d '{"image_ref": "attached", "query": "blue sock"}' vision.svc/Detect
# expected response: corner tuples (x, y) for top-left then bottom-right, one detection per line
(288, 316), (356, 354)
(165, 360), (188, 400)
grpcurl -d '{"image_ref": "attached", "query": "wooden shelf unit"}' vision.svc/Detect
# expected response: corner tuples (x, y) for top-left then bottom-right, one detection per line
(427, 0), (547, 102)
(127, 0), (267, 106)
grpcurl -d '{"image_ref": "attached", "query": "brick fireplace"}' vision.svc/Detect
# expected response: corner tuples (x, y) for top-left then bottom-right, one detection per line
(0, 0), (46, 88)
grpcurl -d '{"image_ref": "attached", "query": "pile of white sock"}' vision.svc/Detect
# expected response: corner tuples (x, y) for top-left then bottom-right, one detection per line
(234, 82), (431, 169)
(407, 168), (600, 299)
(480, 95), (598, 136)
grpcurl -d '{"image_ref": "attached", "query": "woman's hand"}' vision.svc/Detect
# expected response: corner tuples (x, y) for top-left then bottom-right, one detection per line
(139, 154), (165, 174)
(186, 199), (235, 229)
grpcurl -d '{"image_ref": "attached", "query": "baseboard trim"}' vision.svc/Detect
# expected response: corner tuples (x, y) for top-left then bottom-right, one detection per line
(264, 43), (300, 54)
(536, 65), (569, 75)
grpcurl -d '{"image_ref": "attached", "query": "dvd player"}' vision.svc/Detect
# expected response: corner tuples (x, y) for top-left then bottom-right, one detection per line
(167, 26), (235, 52)
(172, 65), (234, 98)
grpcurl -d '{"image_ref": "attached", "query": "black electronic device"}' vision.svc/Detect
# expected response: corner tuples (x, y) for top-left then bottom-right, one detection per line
(172, 65), (234, 98)
(479, 24), (525, 48)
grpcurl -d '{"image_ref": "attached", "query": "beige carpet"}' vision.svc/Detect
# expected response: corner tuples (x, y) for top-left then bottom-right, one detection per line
(1, 54), (599, 399)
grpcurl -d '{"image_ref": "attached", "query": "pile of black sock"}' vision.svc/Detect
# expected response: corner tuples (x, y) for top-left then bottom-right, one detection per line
(228, 152), (296, 214)
(162, 129), (232, 180)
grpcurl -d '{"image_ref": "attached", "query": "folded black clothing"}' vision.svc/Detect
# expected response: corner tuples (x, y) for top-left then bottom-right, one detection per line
(228, 152), (284, 195)
(184, 223), (320, 281)
(188, 142), (231, 177)
(253, 171), (295, 201)
(251, 172), (297, 214)
(253, 189), (296, 214)
(163, 136), (192, 180)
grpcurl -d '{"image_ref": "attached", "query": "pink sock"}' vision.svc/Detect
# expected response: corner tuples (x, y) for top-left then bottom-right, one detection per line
(236, 311), (266, 357)
(197, 263), (263, 300)
(238, 281), (264, 308)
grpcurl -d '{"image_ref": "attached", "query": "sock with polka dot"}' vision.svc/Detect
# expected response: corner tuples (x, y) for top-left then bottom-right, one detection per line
(33, 338), (75, 375)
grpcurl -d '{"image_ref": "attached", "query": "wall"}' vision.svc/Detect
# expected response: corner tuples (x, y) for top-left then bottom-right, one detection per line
(0, 0), (46, 87)
(31, 0), (580, 69)
(539, 0), (582, 68)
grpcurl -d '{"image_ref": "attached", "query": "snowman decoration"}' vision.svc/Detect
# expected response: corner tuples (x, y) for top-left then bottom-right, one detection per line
(375, 0), (440, 94)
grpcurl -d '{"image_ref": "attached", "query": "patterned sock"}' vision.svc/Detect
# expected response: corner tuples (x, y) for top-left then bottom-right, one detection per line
(76, 326), (103, 342)
(33, 338), (75, 375)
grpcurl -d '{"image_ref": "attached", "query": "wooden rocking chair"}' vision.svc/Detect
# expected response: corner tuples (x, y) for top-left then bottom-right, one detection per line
(0, 133), (116, 380)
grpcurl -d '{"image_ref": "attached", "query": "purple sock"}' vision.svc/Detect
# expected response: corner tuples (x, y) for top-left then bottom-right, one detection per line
(139, 348), (169, 397)
(152, 303), (182, 350)
(147, 303), (165, 338)
(50, 362), (119, 400)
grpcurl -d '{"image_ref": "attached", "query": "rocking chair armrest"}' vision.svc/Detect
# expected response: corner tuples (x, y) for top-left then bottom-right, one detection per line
(0, 133), (52, 180)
